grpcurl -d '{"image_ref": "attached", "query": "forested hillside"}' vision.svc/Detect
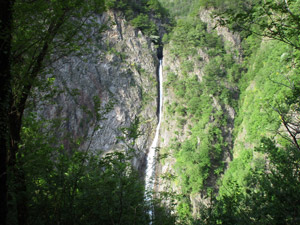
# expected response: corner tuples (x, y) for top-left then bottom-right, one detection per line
(1, 0), (300, 224)
(156, 0), (300, 224)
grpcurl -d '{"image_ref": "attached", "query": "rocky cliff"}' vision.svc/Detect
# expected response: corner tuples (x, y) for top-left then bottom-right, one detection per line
(27, 2), (299, 222)
(35, 11), (160, 172)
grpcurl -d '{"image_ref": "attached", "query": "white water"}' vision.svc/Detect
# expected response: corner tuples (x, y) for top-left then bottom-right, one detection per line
(145, 59), (163, 200)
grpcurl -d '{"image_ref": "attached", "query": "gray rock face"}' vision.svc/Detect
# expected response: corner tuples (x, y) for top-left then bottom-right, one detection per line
(36, 11), (159, 172)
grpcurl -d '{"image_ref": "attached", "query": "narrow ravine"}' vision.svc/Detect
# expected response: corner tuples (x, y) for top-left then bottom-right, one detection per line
(145, 58), (163, 201)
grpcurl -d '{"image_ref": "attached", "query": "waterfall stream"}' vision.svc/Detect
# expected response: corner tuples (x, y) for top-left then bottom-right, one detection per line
(145, 59), (163, 200)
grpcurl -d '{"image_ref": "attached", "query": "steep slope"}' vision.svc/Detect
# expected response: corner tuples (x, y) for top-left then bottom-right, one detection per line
(156, 8), (242, 217)
(213, 38), (300, 224)
(155, 1), (300, 223)
(23, 0), (300, 223)
(34, 11), (160, 171)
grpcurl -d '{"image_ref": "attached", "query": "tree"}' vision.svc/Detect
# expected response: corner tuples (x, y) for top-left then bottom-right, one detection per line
(200, 137), (300, 225)
(0, 1), (14, 224)
(212, 0), (300, 50)
(131, 13), (158, 35)
(1, 1), (105, 224)
(19, 117), (150, 225)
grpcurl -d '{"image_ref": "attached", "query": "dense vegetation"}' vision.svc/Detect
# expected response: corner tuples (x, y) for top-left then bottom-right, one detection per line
(163, 14), (239, 192)
(157, 0), (200, 18)
(11, 117), (148, 225)
(157, 0), (300, 224)
(2, 0), (300, 224)
(0, 0), (172, 224)
(106, 0), (169, 35)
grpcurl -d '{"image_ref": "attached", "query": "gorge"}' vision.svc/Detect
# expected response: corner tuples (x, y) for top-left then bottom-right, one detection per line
(2, 0), (300, 224)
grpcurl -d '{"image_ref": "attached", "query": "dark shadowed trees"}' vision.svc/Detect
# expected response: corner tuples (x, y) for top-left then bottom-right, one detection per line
(0, 1), (14, 224)
(1, 1), (105, 224)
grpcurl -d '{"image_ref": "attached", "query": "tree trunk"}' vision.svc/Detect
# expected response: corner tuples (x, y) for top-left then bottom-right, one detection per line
(8, 111), (28, 225)
(0, 1), (14, 225)
(7, 10), (69, 225)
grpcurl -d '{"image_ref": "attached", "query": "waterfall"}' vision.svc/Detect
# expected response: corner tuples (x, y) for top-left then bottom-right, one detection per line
(145, 59), (163, 202)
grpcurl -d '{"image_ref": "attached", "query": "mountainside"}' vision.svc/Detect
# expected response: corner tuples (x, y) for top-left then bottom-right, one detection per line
(34, 10), (159, 171)
(154, 1), (300, 223)
(156, 8), (242, 215)
(4, 0), (300, 224)
(5, 1), (171, 224)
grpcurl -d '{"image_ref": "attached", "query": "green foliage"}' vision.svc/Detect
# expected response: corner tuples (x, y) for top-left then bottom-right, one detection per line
(177, 201), (193, 224)
(236, 41), (300, 143)
(158, 0), (201, 18)
(163, 13), (241, 205)
(147, 0), (169, 18)
(8, 0), (300, 223)
(105, 0), (169, 35)
(10, 0), (106, 112)
(19, 124), (148, 225)
(168, 17), (223, 57)
(175, 136), (211, 193)
(105, 0), (128, 10)
(199, 137), (300, 225)
(160, 0), (300, 223)
(210, 0), (300, 49)
(131, 13), (158, 35)
(204, 56), (225, 77)
(195, 16), (300, 224)
(7, 111), (175, 224)
(6, 1), (109, 224)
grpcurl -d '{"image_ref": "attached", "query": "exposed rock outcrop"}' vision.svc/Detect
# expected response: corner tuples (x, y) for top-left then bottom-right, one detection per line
(36, 11), (160, 172)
